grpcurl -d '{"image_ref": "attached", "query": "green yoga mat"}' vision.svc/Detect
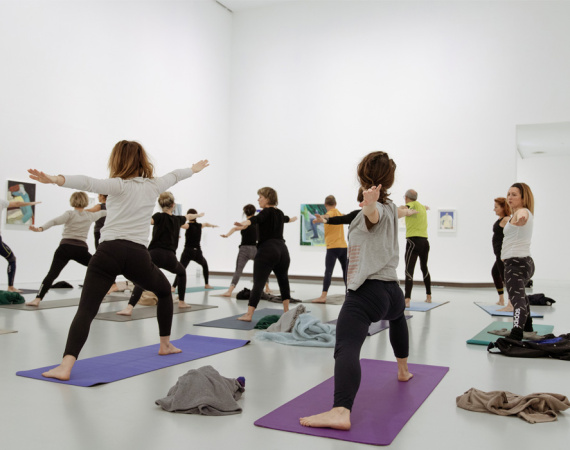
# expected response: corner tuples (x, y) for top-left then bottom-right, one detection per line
(181, 286), (228, 293)
(467, 322), (554, 345)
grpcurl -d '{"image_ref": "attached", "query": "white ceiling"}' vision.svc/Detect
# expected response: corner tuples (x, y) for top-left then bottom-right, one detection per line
(516, 122), (570, 159)
(216, 0), (301, 12)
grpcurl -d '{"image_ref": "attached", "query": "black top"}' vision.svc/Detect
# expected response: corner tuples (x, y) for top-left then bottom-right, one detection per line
(492, 217), (505, 257)
(249, 207), (290, 245)
(327, 209), (360, 225)
(240, 225), (257, 246)
(94, 203), (106, 233)
(184, 222), (202, 249)
(148, 213), (187, 252)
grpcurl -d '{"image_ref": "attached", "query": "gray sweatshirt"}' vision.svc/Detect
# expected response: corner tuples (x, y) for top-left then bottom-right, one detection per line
(42, 209), (107, 243)
(346, 201), (399, 291)
(62, 169), (193, 246)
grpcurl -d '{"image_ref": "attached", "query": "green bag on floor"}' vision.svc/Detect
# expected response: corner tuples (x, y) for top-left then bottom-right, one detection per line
(0, 291), (25, 305)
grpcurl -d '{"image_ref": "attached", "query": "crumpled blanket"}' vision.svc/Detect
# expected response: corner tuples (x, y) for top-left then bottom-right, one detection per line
(155, 366), (245, 416)
(257, 313), (336, 347)
(266, 305), (306, 332)
(456, 388), (570, 423)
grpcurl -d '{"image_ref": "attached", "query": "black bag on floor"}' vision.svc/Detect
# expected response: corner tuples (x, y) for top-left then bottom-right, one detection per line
(488, 334), (570, 360)
(236, 288), (250, 300)
(527, 293), (556, 306)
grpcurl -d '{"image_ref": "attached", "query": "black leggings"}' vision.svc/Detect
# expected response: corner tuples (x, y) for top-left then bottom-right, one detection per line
(504, 256), (535, 331)
(0, 236), (16, 287)
(334, 279), (409, 410)
(491, 254), (505, 295)
(404, 237), (431, 298)
(174, 247), (209, 286)
(64, 240), (173, 359)
(38, 244), (92, 300)
(249, 239), (291, 309)
(129, 248), (186, 306)
(323, 247), (348, 292)
(94, 231), (101, 249)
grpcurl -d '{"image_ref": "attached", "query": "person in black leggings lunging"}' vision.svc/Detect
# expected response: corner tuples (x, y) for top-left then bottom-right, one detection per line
(28, 140), (209, 381)
(116, 191), (204, 315)
(172, 209), (217, 290)
(491, 197), (511, 308)
(300, 151), (412, 431)
(233, 187), (297, 321)
(26, 192), (106, 306)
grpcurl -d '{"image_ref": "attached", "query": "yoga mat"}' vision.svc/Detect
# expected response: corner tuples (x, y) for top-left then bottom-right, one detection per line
(474, 302), (544, 318)
(467, 322), (554, 345)
(14, 288), (39, 295)
(328, 315), (412, 336)
(16, 334), (250, 387)
(95, 304), (217, 322)
(194, 308), (284, 331)
(304, 294), (346, 305)
(405, 301), (448, 312)
(1, 329), (17, 335)
(0, 295), (126, 311)
(255, 359), (449, 446)
(181, 286), (228, 293)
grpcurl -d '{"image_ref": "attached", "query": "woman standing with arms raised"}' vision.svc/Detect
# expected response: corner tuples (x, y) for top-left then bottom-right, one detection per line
(28, 140), (208, 380)
(491, 197), (511, 308)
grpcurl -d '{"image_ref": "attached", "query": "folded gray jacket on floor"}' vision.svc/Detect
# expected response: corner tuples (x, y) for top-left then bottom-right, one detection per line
(155, 366), (245, 416)
(456, 388), (570, 423)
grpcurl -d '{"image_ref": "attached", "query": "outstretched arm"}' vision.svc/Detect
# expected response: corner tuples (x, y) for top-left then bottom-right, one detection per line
(397, 205), (419, 219)
(9, 201), (41, 208)
(234, 219), (252, 229)
(185, 212), (204, 221)
(85, 204), (102, 213)
(221, 227), (239, 238)
(511, 209), (529, 226)
(359, 186), (381, 228)
(286, 216), (298, 223)
(202, 223), (218, 228)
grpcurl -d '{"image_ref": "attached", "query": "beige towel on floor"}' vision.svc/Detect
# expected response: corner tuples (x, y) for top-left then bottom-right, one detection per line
(456, 388), (570, 423)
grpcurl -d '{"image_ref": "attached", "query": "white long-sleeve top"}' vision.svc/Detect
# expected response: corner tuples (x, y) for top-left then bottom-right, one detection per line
(42, 210), (107, 243)
(62, 169), (194, 246)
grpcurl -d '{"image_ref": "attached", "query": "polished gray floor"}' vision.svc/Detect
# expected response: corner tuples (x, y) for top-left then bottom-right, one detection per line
(1, 276), (569, 449)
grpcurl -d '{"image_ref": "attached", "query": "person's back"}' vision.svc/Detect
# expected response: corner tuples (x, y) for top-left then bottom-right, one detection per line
(405, 200), (428, 238)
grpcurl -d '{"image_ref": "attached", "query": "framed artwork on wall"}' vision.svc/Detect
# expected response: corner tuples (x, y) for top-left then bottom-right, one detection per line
(300, 204), (327, 246)
(438, 209), (457, 232)
(6, 180), (37, 227)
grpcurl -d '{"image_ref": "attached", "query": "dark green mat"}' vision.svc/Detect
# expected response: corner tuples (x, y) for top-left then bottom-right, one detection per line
(467, 322), (554, 345)
(95, 303), (217, 321)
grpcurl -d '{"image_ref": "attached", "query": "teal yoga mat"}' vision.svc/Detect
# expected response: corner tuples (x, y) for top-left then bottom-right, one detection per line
(181, 286), (228, 293)
(467, 322), (554, 345)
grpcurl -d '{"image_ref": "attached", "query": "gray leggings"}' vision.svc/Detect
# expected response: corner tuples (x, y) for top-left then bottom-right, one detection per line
(231, 245), (257, 286)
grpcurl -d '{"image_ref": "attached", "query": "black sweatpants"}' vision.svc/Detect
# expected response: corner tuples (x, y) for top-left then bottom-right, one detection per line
(174, 247), (209, 286)
(129, 247), (187, 306)
(504, 256), (535, 331)
(491, 254), (505, 295)
(322, 247), (348, 292)
(64, 240), (173, 359)
(333, 279), (409, 410)
(249, 239), (291, 309)
(38, 244), (92, 300)
(404, 237), (431, 299)
(0, 236), (16, 287)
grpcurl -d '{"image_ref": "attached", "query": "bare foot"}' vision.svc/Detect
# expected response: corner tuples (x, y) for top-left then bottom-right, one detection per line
(265, 286), (272, 294)
(158, 342), (182, 355)
(221, 291), (232, 297)
(26, 297), (41, 307)
(299, 407), (351, 430)
(238, 314), (253, 322)
(7, 286), (22, 293)
(398, 371), (414, 382)
(405, 298), (411, 308)
(496, 300), (505, 306)
(178, 301), (192, 309)
(498, 305), (514, 312)
(107, 283), (119, 294)
(42, 356), (76, 380)
(205, 284), (213, 289)
(312, 294), (327, 304)
(425, 295), (432, 303)
(116, 305), (134, 316)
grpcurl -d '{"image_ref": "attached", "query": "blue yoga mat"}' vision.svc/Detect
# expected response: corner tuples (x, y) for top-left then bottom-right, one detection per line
(474, 302), (544, 318)
(195, 308), (284, 330)
(16, 334), (249, 387)
(182, 286), (228, 293)
(405, 301), (448, 312)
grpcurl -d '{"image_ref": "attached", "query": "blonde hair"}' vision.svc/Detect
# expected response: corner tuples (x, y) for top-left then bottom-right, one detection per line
(70, 191), (89, 208)
(512, 183), (534, 215)
(158, 192), (175, 210)
(258, 187), (278, 206)
(108, 140), (155, 180)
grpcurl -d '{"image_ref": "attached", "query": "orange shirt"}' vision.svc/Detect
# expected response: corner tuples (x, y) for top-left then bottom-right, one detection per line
(324, 208), (347, 249)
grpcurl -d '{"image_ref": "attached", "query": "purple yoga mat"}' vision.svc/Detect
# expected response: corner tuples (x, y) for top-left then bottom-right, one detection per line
(255, 359), (448, 446)
(16, 334), (250, 387)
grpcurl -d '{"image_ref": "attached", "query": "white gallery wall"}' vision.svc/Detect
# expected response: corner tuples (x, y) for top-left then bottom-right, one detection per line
(0, 0), (232, 284)
(227, 0), (570, 283)
(1, 0), (568, 287)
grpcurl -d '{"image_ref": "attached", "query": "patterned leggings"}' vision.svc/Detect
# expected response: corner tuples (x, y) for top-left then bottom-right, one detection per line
(504, 256), (535, 330)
